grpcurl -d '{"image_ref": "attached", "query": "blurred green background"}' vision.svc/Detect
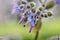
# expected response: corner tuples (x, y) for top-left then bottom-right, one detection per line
(0, 0), (60, 40)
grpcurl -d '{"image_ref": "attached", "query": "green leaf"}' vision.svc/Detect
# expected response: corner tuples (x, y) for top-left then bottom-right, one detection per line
(45, 1), (55, 9)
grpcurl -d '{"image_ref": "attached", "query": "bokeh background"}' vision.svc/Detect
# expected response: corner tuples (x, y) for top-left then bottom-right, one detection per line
(0, 0), (60, 40)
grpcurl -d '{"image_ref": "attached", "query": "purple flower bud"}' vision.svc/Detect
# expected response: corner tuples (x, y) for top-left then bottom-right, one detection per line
(29, 25), (34, 33)
(18, 16), (25, 24)
(29, 19), (35, 32)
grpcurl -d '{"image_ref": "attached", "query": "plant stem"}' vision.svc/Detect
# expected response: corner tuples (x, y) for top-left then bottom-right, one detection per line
(34, 30), (39, 40)
(34, 18), (42, 40)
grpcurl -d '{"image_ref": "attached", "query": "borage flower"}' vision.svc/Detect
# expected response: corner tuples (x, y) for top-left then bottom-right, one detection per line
(12, 0), (54, 33)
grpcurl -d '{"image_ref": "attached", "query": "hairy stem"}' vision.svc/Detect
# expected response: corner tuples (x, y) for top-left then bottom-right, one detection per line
(34, 18), (42, 40)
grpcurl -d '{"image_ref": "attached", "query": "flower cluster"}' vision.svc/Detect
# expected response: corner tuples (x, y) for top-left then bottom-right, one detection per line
(12, 0), (53, 32)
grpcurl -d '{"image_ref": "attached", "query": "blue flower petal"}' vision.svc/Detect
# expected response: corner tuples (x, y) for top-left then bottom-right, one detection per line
(53, 0), (60, 5)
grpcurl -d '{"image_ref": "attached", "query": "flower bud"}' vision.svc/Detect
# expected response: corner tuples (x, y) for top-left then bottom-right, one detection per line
(41, 14), (44, 17)
(42, 4), (45, 7)
(22, 1), (27, 4)
(31, 8), (36, 13)
(39, 7), (43, 11)
(27, 0), (33, 2)
(44, 14), (48, 18)
(47, 12), (52, 16)
(36, 11), (40, 15)
(45, 1), (55, 9)
(27, 5), (30, 9)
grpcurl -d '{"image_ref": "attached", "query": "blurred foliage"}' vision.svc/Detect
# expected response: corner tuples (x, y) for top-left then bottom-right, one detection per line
(0, 18), (60, 40)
